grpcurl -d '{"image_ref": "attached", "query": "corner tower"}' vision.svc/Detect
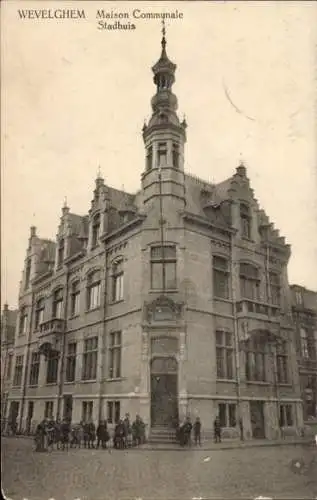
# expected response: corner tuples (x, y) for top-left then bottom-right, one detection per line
(142, 23), (187, 212)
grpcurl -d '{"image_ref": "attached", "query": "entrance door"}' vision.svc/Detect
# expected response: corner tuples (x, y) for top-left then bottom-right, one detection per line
(150, 357), (178, 428)
(63, 395), (73, 421)
(9, 401), (19, 433)
(250, 401), (265, 439)
(26, 401), (34, 434)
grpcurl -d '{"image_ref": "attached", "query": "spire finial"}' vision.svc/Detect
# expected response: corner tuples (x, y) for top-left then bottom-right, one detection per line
(97, 165), (102, 179)
(63, 196), (68, 208)
(161, 19), (166, 52)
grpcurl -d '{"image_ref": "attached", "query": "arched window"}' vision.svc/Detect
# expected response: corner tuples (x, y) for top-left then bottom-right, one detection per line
(269, 271), (281, 306)
(52, 288), (63, 319)
(239, 263), (260, 301)
(240, 203), (251, 239)
(86, 270), (101, 310)
(25, 258), (31, 290)
(91, 213), (101, 248)
(146, 146), (153, 171)
(172, 143), (180, 168)
(70, 280), (80, 316)
(35, 298), (45, 329)
(213, 256), (229, 299)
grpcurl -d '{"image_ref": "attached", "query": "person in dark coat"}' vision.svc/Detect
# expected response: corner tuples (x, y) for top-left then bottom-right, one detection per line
(193, 417), (202, 446)
(239, 417), (244, 441)
(183, 416), (193, 446)
(96, 420), (109, 449)
(83, 421), (90, 449)
(60, 419), (71, 451)
(132, 415), (142, 447)
(114, 419), (125, 449)
(34, 420), (46, 452)
(123, 413), (132, 448)
(214, 416), (222, 443)
(88, 419), (96, 449)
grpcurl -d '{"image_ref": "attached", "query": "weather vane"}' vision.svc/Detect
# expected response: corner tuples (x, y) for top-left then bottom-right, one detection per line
(97, 165), (102, 178)
(162, 19), (166, 37)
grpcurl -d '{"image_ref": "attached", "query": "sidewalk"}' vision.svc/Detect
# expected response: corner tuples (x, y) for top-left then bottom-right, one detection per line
(139, 436), (314, 451)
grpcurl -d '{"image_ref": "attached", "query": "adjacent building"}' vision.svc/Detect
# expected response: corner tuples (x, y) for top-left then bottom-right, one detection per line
(290, 285), (317, 425)
(4, 31), (304, 440)
(1, 304), (18, 428)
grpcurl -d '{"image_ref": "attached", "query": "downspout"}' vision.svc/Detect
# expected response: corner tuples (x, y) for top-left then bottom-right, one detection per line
(231, 231), (242, 437)
(265, 242), (280, 439)
(56, 268), (70, 421)
(19, 290), (35, 432)
(98, 244), (108, 422)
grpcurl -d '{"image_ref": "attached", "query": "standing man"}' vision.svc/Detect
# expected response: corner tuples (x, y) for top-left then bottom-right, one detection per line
(214, 415), (222, 443)
(193, 416), (202, 446)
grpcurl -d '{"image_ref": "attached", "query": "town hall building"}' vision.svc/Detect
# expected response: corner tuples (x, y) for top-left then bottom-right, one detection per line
(4, 29), (304, 441)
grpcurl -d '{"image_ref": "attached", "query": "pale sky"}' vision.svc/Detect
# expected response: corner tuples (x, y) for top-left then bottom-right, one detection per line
(1, 1), (317, 308)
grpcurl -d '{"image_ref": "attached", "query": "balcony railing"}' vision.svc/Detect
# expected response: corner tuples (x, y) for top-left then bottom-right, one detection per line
(236, 299), (280, 318)
(39, 318), (65, 336)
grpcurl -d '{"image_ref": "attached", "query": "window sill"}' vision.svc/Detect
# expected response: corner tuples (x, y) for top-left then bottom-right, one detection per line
(246, 381), (270, 385)
(85, 307), (101, 314)
(28, 385), (39, 388)
(11, 385), (22, 389)
(106, 377), (123, 382)
(241, 237), (255, 243)
(216, 378), (235, 383)
(45, 382), (58, 386)
(110, 299), (124, 305)
(64, 381), (75, 385)
(277, 383), (292, 387)
(69, 314), (80, 319)
(213, 296), (231, 302)
(81, 379), (97, 383)
(149, 289), (178, 294)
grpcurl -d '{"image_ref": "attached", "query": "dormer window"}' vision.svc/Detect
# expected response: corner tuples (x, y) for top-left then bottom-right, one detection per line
(172, 143), (180, 168)
(157, 142), (167, 168)
(239, 263), (260, 301)
(146, 146), (153, 171)
(57, 238), (65, 267)
(52, 288), (63, 319)
(240, 203), (251, 239)
(92, 213), (101, 248)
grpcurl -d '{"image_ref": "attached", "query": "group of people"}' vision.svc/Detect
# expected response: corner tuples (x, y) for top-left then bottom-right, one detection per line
(34, 413), (146, 452)
(176, 415), (225, 446)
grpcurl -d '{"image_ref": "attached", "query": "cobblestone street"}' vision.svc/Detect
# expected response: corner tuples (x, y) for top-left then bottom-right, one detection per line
(2, 437), (317, 500)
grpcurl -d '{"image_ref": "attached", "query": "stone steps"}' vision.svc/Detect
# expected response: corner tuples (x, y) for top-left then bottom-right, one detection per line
(148, 426), (178, 444)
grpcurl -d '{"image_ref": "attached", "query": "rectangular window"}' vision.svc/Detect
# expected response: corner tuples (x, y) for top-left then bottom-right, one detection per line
(13, 355), (24, 387)
(82, 336), (98, 381)
(82, 401), (93, 422)
(218, 403), (237, 427)
(6, 353), (13, 380)
(213, 256), (229, 299)
(107, 401), (121, 424)
(29, 352), (40, 386)
(65, 342), (77, 383)
(19, 307), (28, 335)
(172, 143), (180, 168)
(279, 404), (293, 427)
(150, 245), (177, 290)
(239, 263), (260, 301)
(276, 342), (288, 384)
(157, 142), (167, 167)
(245, 338), (266, 382)
(109, 331), (122, 379)
(35, 298), (45, 329)
(300, 328), (309, 359)
(70, 281), (80, 316)
(52, 289), (63, 319)
(269, 272), (281, 306)
(146, 146), (153, 171)
(87, 271), (101, 310)
(44, 401), (54, 419)
(46, 351), (59, 384)
(112, 261), (124, 302)
(216, 331), (234, 380)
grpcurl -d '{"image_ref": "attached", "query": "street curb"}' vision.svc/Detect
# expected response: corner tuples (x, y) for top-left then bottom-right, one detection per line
(2, 436), (313, 451)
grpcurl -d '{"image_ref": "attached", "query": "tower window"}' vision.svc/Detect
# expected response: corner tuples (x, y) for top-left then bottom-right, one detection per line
(157, 142), (167, 167)
(25, 259), (31, 290)
(57, 238), (65, 267)
(150, 245), (177, 290)
(240, 204), (251, 239)
(172, 143), (180, 168)
(146, 146), (153, 171)
(91, 213), (101, 248)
